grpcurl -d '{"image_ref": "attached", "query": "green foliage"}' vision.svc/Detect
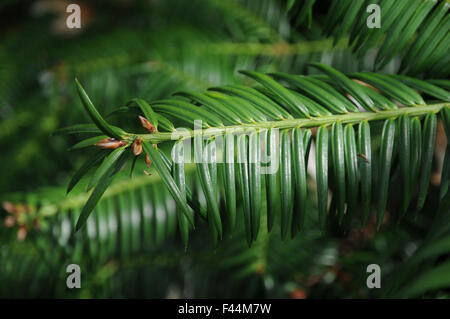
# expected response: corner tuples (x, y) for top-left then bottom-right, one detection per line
(67, 65), (450, 245)
(288, 0), (450, 77)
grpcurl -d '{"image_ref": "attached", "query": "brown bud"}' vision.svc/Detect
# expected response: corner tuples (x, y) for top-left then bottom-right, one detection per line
(2, 202), (17, 214)
(145, 153), (152, 167)
(143, 170), (152, 176)
(95, 138), (127, 149)
(17, 225), (27, 241)
(139, 115), (156, 133)
(357, 153), (370, 164)
(132, 138), (143, 156)
(4, 215), (16, 227)
(289, 289), (307, 299)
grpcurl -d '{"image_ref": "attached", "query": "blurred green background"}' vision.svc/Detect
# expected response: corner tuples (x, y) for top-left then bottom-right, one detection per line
(0, 0), (449, 298)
